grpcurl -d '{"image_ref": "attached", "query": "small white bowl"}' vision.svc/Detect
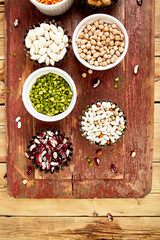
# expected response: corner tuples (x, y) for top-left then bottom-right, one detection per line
(22, 67), (77, 122)
(72, 14), (129, 71)
(29, 0), (74, 16)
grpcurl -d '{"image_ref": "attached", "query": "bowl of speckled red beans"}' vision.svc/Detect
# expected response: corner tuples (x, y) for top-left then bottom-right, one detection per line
(29, 0), (74, 16)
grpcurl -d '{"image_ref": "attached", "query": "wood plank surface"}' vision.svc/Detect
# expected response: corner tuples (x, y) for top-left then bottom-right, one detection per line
(0, 0), (159, 238)
(1, 193), (160, 216)
(5, 0), (155, 198)
(0, 216), (160, 240)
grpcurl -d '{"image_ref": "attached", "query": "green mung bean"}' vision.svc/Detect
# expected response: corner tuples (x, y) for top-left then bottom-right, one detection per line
(29, 73), (73, 116)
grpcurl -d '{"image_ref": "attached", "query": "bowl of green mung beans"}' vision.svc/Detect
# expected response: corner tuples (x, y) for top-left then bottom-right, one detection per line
(22, 67), (77, 122)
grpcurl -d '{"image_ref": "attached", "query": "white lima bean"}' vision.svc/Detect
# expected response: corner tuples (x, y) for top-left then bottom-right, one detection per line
(76, 19), (125, 67)
(25, 23), (69, 66)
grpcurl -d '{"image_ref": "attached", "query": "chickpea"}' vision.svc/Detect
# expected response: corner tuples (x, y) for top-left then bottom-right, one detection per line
(103, 26), (109, 32)
(93, 52), (100, 58)
(114, 46), (118, 51)
(95, 29), (100, 35)
(115, 41), (120, 46)
(94, 21), (99, 28)
(110, 49), (115, 55)
(91, 26), (96, 33)
(91, 49), (96, 55)
(97, 57), (102, 63)
(116, 50), (120, 57)
(114, 35), (120, 41)
(99, 25), (104, 30)
(101, 35), (106, 41)
(84, 28), (88, 33)
(105, 48), (110, 54)
(76, 39), (81, 45)
(87, 25), (92, 31)
(84, 55), (87, 61)
(90, 36), (94, 40)
(109, 27), (113, 32)
(97, 36), (101, 42)
(86, 55), (91, 60)
(93, 35), (98, 40)
(111, 57), (115, 63)
(99, 19), (103, 25)
(112, 29), (118, 35)
(80, 53), (85, 59)
(108, 54), (111, 59)
(106, 38), (110, 44)
(120, 33), (124, 40)
(113, 55), (118, 60)
(88, 31), (92, 36)
(82, 73), (87, 78)
(121, 42), (125, 48)
(100, 62), (103, 66)
(81, 39), (87, 44)
(112, 24), (117, 29)
(87, 51), (91, 55)
(104, 32), (109, 37)
(89, 59), (94, 65)
(101, 40), (106, 45)
(107, 59), (111, 64)
(119, 47), (124, 53)
(79, 32), (84, 39)
(97, 41), (102, 47)
(109, 35), (114, 40)
(98, 31), (103, 37)
(103, 54), (108, 59)
(81, 44), (86, 49)
(91, 45), (95, 50)
(94, 61), (99, 66)
(84, 34), (89, 39)
(108, 46), (113, 50)
(83, 49), (87, 53)
(109, 40), (114, 47)
(88, 69), (93, 74)
(91, 39), (96, 45)
(95, 46), (100, 51)
(86, 43), (91, 49)
(102, 61), (107, 66)
(78, 49), (82, 54)
(117, 30), (122, 35)
(104, 23), (108, 27)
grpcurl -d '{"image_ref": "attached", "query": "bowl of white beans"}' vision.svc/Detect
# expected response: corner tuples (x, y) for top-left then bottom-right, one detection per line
(72, 14), (129, 71)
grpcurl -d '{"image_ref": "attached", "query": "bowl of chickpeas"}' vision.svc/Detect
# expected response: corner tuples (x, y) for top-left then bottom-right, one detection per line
(72, 14), (129, 71)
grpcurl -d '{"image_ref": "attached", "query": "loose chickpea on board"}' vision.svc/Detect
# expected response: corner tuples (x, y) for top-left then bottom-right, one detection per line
(87, 0), (112, 7)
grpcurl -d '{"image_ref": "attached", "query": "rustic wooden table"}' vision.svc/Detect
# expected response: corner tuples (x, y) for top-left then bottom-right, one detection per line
(0, 0), (160, 238)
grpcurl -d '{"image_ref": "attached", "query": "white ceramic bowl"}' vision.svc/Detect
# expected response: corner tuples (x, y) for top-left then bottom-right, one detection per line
(29, 0), (74, 16)
(72, 14), (129, 71)
(22, 67), (77, 122)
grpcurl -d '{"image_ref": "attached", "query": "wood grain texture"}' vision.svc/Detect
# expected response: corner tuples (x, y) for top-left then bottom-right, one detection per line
(155, 81), (160, 101)
(1, 193), (160, 216)
(5, 0), (155, 198)
(0, 216), (160, 240)
(155, 0), (160, 38)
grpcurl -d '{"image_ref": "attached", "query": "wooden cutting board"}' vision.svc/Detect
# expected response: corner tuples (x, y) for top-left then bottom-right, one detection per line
(5, 0), (154, 198)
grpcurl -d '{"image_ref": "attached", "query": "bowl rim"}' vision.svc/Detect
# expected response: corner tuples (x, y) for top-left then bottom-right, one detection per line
(30, 0), (69, 8)
(72, 13), (129, 71)
(22, 67), (77, 122)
